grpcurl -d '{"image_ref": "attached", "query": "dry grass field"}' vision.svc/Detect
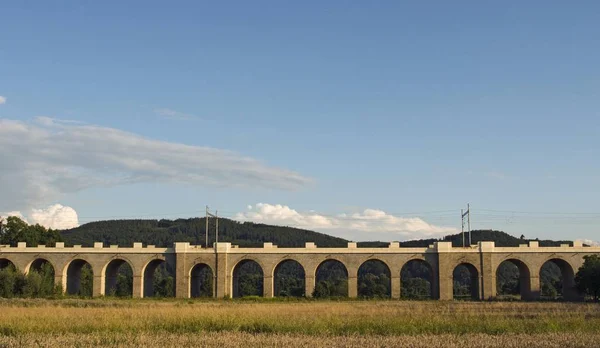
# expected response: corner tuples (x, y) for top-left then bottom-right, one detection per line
(0, 299), (599, 347)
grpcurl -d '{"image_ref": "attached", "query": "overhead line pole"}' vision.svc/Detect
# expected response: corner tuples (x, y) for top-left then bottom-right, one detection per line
(205, 206), (209, 248)
(461, 204), (471, 247)
(467, 203), (471, 246)
(461, 209), (465, 248)
(206, 208), (219, 249)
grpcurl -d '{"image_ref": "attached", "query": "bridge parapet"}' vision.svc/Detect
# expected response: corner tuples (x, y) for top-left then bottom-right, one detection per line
(0, 241), (172, 253)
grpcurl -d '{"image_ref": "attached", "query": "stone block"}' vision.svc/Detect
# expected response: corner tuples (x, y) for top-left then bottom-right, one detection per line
(55, 242), (65, 248)
(133, 242), (143, 248)
(435, 241), (452, 251)
(215, 242), (231, 252)
(529, 241), (539, 248)
(389, 242), (400, 248)
(94, 242), (103, 248)
(305, 242), (316, 248)
(479, 241), (495, 252)
(347, 242), (357, 248)
(174, 242), (190, 252)
(17, 242), (26, 248)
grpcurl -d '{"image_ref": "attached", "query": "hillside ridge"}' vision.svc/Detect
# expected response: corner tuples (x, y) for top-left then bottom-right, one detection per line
(60, 218), (574, 248)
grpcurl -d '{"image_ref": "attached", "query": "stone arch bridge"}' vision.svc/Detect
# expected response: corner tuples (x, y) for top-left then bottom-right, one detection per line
(1, 240), (598, 300)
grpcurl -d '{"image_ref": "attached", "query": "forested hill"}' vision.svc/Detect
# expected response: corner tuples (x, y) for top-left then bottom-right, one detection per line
(60, 218), (348, 247)
(60, 218), (574, 248)
(358, 230), (574, 248)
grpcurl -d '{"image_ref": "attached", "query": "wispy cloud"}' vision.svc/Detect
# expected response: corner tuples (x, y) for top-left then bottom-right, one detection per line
(235, 203), (457, 240)
(153, 108), (196, 120)
(0, 118), (311, 212)
(0, 96), (6, 105)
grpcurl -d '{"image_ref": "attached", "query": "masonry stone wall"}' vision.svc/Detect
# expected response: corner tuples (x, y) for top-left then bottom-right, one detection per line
(1, 240), (598, 300)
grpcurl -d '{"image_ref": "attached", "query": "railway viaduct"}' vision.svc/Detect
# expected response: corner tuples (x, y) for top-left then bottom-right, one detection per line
(1, 240), (599, 300)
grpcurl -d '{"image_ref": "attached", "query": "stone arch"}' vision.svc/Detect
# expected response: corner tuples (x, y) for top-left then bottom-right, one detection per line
(453, 262), (479, 300)
(273, 259), (305, 297)
(190, 263), (214, 298)
(496, 258), (532, 300)
(539, 257), (578, 301)
(232, 259), (264, 298)
(314, 259), (348, 297)
(0, 258), (16, 270)
(357, 259), (391, 298)
(23, 258), (56, 295)
(64, 258), (94, 296)
(25, 258), (56, 275)
(400, 258), (434, 299)
(103, 258), (134, 297)
(141, 257), (173, 298)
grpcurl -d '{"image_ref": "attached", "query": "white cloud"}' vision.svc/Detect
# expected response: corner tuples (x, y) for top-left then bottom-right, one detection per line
(234, 203), (456, 240)
(0, 96), (6, 105)
(0, 211), (28, 224)
(1, 204), (78, 229)
(29, 204), (79, 229)
(154, 108), (195, 120)
(0, 118), (311, 211)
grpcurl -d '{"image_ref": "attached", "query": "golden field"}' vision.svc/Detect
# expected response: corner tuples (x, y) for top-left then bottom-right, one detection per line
(0, 299), (599, 347)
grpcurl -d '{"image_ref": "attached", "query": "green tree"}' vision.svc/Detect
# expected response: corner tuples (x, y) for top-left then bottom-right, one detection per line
(0, 216), (62, 247)
(78, 264), (94, 297)
(575, 255), (600, 302)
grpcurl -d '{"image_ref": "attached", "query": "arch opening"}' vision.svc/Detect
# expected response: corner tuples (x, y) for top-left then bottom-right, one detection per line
(314, 259), (348, 298)
(274, 260), (305, 297)
(453, 263), (479, 300)
(104, 259), (133, 297)
(190, 263), (213, 298)
(0, 258), (15, 270)
(540, 258), (577, 301)
(496, 259), (531, 300)
(26, 258), (56, 297)
(232, 260), (263, 298)
(401, 259), (433, 299)
(358, 259), (391, 298)
(66, 259), (93, 297)
(0, 259), (19, 298)
(143, 259), (174, 298)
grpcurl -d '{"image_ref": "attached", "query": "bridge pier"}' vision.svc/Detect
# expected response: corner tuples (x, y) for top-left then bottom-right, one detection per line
(526, 276), (541, 301)
(348, 276), (358, 298)
(93, 275), (103, 297)
(391, 276), (401, 299)
(263, 275), (274, 298)
(133, 275), (143, 298)
(305, 276), (315, 297)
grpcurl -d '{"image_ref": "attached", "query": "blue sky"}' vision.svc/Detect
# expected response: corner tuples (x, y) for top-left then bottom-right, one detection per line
(0, 1), (599, 242)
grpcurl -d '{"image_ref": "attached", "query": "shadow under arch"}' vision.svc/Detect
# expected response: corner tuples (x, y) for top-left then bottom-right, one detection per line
(142, 258), (174, 298)
(496, 258), (532, 300)
(64, 259), (93, 296)
(232, 259), (264, 298)
(104, 258), (134, 297)
(401, 259), (434, 299)
(190, 263), (214, 298)
(540, 258), (578, 301)
(0, 258), (16, 270)
(358, 259), (391, 298)
(23, 258), (56, 296)
(314, 259), (348, 298)
(273, 259), (305, 297)
(453, 263), (479, 300)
